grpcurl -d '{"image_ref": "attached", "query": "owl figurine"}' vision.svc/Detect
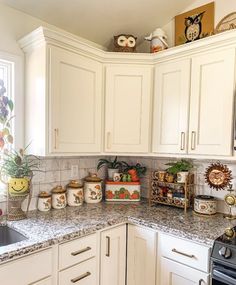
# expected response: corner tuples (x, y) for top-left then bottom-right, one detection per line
(185, 12), (205, 42)
(113, 34), (137, 52)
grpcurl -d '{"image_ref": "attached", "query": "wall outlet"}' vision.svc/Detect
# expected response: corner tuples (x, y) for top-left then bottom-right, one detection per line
(71, 165), (79, 178)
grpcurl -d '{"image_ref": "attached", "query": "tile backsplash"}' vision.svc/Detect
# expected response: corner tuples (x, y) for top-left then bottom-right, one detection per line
(1, 155), (236, 215)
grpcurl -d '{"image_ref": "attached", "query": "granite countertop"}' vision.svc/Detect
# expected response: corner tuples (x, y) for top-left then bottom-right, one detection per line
(1, 200), (235, 263)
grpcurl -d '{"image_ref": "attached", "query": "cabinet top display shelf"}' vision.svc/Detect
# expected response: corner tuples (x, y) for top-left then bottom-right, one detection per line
(19, 26), (236, 64)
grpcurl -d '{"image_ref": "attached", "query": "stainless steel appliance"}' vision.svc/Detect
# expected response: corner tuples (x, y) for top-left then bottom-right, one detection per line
(211, 227), (236, 285)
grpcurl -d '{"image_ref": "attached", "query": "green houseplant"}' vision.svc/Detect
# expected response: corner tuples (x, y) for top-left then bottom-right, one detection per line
(97, 156), (123, 180)
(165, 159), (193, 183)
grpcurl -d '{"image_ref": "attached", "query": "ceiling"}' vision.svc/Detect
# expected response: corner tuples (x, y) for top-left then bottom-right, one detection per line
(1, 0), (195, 48)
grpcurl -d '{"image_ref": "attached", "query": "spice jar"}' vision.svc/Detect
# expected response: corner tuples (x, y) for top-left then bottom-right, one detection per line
(84, 174), (102, 203)
(67, 180), (84, 207)
(37, 191), (52, 212)
(51, 185), (67, 209)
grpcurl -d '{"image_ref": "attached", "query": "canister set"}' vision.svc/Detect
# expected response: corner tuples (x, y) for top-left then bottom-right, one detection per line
(37, 174), (103, 212)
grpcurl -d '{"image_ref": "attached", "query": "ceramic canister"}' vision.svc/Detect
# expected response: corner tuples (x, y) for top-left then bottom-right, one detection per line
(51, 185), (67, 209)
(67, 180), (84, 206)
(84, 174), (102, 203)
(194, 195), (217, 215)
(37, 191), (52, 212)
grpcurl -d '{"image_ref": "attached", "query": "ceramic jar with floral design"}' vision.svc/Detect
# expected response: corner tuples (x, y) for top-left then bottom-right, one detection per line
(67, 180), (84, 206)
(37, 191), (52, 212)
(51, 185), (67, 209)
(84, 174), (102, 203)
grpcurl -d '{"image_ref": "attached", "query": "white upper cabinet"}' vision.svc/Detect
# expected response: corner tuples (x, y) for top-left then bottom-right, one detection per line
(105, 65), (152, 153)
(188, 49), (235, 156)
(152, 48), (235, 156)
(152, 59), (191, 154)
(49, 46), (102, 154)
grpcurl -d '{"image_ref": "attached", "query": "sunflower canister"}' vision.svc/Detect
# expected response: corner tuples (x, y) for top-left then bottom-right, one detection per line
(67, 180), (84, 206)
(37, 191), (52, 212)
(84, 174), (102, 203)
(51, 185), (67, 209)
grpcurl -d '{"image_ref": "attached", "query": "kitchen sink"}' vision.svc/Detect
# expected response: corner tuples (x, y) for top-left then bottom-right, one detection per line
(0, 226), (27, 246)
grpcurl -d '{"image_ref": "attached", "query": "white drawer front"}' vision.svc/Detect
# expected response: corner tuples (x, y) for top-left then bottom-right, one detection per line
(159, 233), (210, 272)
(0, 249), (52, 285)
(59, 257), (96, 285)
(59, 234), (96, 270)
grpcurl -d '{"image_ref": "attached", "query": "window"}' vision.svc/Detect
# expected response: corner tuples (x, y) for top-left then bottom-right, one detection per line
(0, 52), (23, 199)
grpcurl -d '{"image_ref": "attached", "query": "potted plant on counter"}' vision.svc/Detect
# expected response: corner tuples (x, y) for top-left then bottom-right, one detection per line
(1, 147), (40, 220)
(121, 162), (147, 182)
(97, 156), (123, 181)
(165, 159), (193, 183)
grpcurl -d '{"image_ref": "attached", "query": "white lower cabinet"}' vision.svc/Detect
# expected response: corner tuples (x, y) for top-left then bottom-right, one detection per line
(158, 233), (210, 285)
(59, 257), (96, 285)
(0, 248), (53, 285)
(100, 225), (126, 285)
(127, 225), (156, 285)
(160, 257), (209, 285)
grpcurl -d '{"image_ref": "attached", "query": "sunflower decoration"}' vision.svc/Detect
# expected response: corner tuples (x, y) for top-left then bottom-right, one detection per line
(205, 162), (232, 190)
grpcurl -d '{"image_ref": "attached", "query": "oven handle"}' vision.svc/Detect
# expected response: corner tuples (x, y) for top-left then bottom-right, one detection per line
(213, 268), (236, 285)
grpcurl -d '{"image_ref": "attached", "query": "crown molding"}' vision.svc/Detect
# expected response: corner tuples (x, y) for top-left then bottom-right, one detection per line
(18, 26), (236, 65)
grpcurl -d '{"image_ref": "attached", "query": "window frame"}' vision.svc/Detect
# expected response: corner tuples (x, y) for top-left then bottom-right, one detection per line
(0, 51), (24, 150)
(0, 51), (23, 200)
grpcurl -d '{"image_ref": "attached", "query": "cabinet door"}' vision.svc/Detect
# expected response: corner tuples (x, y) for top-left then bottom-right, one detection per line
(105, 65), (152, 153)
(127, 225), (156, 285)
(49, 46), (102, 153)
(160, 257), (209, 285)
(188, 49), (235, 156)
(100, 225), (126, 285)
(152, 59), (190, 154)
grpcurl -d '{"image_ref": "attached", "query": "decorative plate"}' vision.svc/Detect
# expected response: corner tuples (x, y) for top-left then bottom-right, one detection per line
(205, 162), (232, 190)
(215, 12), (236, 33)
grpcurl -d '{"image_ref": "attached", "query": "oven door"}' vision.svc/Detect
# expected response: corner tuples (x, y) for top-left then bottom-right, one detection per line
(212, 263), (236, 285)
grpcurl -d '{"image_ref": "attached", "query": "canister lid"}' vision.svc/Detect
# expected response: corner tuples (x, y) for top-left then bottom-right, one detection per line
(67, 180), (83, 189)
(84, 173), (102, 182)
(38, 191), (51, 198)
(195, 195), (215, 201)
(51, 185), (66, 194)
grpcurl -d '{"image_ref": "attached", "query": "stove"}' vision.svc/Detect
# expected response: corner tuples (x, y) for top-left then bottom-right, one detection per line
(211, 227), (236, 285)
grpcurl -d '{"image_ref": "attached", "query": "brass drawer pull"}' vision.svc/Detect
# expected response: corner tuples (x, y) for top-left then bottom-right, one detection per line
(106, 236), (110, 257)
(172, 248), (195, 259)
(191, 131), (196, 150)
(54, 128), (58, 149)
(71, 272), (91, 283)
(107, 132), (111, 149)
(180, 132), (185, 150)
(71, 246), (91, 256)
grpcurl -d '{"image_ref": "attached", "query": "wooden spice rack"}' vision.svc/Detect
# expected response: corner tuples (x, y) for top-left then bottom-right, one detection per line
(149, 171), (194, 212)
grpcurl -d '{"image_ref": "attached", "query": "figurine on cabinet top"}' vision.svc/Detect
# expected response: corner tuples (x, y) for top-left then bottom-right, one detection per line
(113, 34), (137, 52)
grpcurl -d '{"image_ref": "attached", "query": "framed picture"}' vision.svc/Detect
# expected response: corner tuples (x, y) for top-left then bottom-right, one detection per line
(175, 2), (215, 46)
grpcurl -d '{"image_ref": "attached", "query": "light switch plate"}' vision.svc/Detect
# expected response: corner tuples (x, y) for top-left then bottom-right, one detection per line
(71, 165), (79, 178)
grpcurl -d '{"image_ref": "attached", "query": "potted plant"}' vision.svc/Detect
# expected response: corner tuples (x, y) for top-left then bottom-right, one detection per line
(165, 159), (193, 183)
(1, 147), (40, 220)
(121, 162), (147, 182)
(97, 156), (123, 181)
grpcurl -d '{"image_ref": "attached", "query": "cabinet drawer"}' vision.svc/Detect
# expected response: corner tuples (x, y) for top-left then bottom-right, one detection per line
(0, 248), (52, 285)
(59, 234), (96, 270)
(159, 233), (210, 272)
(59, 257), (96, 285)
